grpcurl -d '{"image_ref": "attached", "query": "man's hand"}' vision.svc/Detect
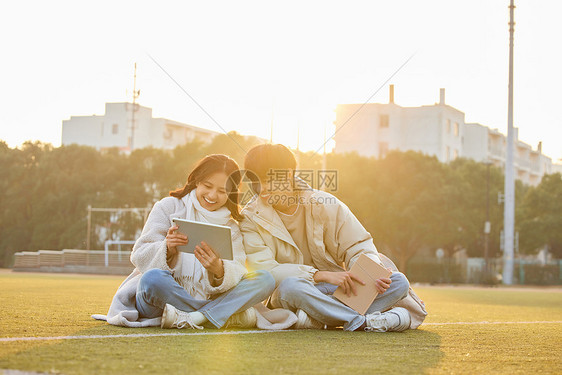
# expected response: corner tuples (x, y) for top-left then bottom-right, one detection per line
(375, 275), (392, 294)
(194, 241), (225, 279)
(314, 271), (365, 297)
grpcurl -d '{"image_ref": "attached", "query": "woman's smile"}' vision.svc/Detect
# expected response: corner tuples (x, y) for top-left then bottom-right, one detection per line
(204, 196), (217, 204)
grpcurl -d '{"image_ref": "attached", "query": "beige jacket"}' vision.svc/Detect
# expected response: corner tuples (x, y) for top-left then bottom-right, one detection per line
(240, 187), (427, 329)
(240, 188), (384, 285)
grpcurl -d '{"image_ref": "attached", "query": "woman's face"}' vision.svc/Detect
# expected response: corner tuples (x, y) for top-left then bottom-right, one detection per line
(195, 172), (230, 211)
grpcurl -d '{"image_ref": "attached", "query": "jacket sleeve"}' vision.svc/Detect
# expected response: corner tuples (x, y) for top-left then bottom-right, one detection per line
(201, 223), (247, 295)
(130, 199), (174, 273)
(240, 216), (317, 286)
(331, 198), (384, 269)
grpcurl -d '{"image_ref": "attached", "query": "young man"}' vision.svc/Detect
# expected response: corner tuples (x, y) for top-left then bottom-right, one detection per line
(240, 144), (425, 332)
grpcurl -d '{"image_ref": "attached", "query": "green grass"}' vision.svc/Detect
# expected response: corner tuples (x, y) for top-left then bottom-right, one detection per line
(1, 271), (561, 374)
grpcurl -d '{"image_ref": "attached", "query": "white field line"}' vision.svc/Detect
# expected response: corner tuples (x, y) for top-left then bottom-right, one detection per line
(0, 329), (293, 343)
(423, 321), (562, 326)
(2, 321), (562, 342)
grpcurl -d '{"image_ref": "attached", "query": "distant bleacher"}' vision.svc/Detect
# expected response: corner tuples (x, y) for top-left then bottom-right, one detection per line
(13, 249), (134, 275)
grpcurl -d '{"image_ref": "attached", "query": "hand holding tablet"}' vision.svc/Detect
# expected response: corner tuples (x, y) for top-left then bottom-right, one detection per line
(171, 218), (234, 261)
(165, 225), (188, 264)
(194, 241), (225, 278)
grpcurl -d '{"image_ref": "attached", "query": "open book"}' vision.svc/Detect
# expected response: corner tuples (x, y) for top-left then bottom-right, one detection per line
(333, 254), (392, 315)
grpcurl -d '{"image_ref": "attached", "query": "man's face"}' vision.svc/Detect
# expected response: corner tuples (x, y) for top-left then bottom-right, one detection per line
(257, 168), (296, 209)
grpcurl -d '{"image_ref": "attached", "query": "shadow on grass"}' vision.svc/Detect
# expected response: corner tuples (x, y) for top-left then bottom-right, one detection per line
(0, 324), (443, 375)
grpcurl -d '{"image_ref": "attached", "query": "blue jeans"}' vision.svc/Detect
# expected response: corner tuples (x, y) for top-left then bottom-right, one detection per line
(136, 268), (275, 328)
(270, 272), (410, 331)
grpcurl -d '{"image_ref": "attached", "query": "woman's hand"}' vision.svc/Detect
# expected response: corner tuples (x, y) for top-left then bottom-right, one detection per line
(165, 226), (188, 266)
(313, 271), (365, 297)
(194, 241), (224, 279)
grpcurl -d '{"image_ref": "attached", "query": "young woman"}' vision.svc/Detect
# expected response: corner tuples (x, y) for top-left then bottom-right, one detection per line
(94, 154), (275, 329)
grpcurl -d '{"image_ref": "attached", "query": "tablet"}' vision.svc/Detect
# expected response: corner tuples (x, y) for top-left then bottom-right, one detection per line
(172, 218), (233, 260)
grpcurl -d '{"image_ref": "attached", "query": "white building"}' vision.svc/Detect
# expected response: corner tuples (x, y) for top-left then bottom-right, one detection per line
(464, 124), (552, 186)
(333, 86), (553, 186)
(62, 102), (219, 151)
(334, 88), (464, 163)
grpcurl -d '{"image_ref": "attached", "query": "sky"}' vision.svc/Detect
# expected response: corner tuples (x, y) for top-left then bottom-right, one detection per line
(1, 0), (561, 162)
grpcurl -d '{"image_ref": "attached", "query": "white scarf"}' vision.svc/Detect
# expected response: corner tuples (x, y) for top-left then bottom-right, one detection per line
(176, 189), (232, 299)
(182, 189), (231, 225)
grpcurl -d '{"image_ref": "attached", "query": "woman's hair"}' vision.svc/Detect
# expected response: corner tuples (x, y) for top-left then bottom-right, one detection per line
(244, 143), (297, 180)
(170, 154), (243, 221)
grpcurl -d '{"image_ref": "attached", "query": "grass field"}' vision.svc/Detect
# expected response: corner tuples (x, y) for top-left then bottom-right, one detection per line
(1, 271), (561, 375)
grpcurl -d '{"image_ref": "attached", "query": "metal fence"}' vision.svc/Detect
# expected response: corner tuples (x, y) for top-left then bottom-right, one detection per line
(13, 249), (133, 270)
(406, 257), (562, 285)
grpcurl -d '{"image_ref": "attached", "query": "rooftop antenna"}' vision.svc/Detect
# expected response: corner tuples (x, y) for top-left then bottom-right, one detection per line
(503, 0), (516, 285)
(296, 123), (300, 152)
(130, 63), (141, 151)
(295, 122), (301, 167)
(269, 99), (274, 143)
(321, 123), (327, 190)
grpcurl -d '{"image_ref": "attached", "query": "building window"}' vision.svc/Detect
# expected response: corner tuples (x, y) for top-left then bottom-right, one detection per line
(163, 127), (173, 139)
(379, 142), (389, 158)
(453, 149), (458, 160)
(446, 120), (451, 134)
(379, 114), (389, 128)
(454, 122), (459, 136)
(112, 124), (119, 134)
(446, 146), (450, 162)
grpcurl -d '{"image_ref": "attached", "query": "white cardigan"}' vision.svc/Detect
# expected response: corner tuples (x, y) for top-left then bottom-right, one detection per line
(92, 195), (247, 327)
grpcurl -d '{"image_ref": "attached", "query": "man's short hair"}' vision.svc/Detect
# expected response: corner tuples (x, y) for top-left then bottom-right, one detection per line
(244, 143), (297, 180)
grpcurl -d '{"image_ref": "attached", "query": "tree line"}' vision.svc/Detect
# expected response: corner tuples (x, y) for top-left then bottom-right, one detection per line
(1, 133), (560, 270)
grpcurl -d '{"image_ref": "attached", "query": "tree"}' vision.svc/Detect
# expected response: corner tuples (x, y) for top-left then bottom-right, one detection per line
(447, 158), (505, 258)
(0, 141), (52, 265)
(1, 137), (557, 272)
(204, 131), (265, 169)
(518, 173), (562, 258)
(363, 151), (448, 270)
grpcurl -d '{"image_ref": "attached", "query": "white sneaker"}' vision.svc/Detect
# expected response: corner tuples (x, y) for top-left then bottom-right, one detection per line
(225, 307), (258, 328)
(161, 304), (204, 330)
(294, 309), (325, 330)
(365, 307), (411, 332)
